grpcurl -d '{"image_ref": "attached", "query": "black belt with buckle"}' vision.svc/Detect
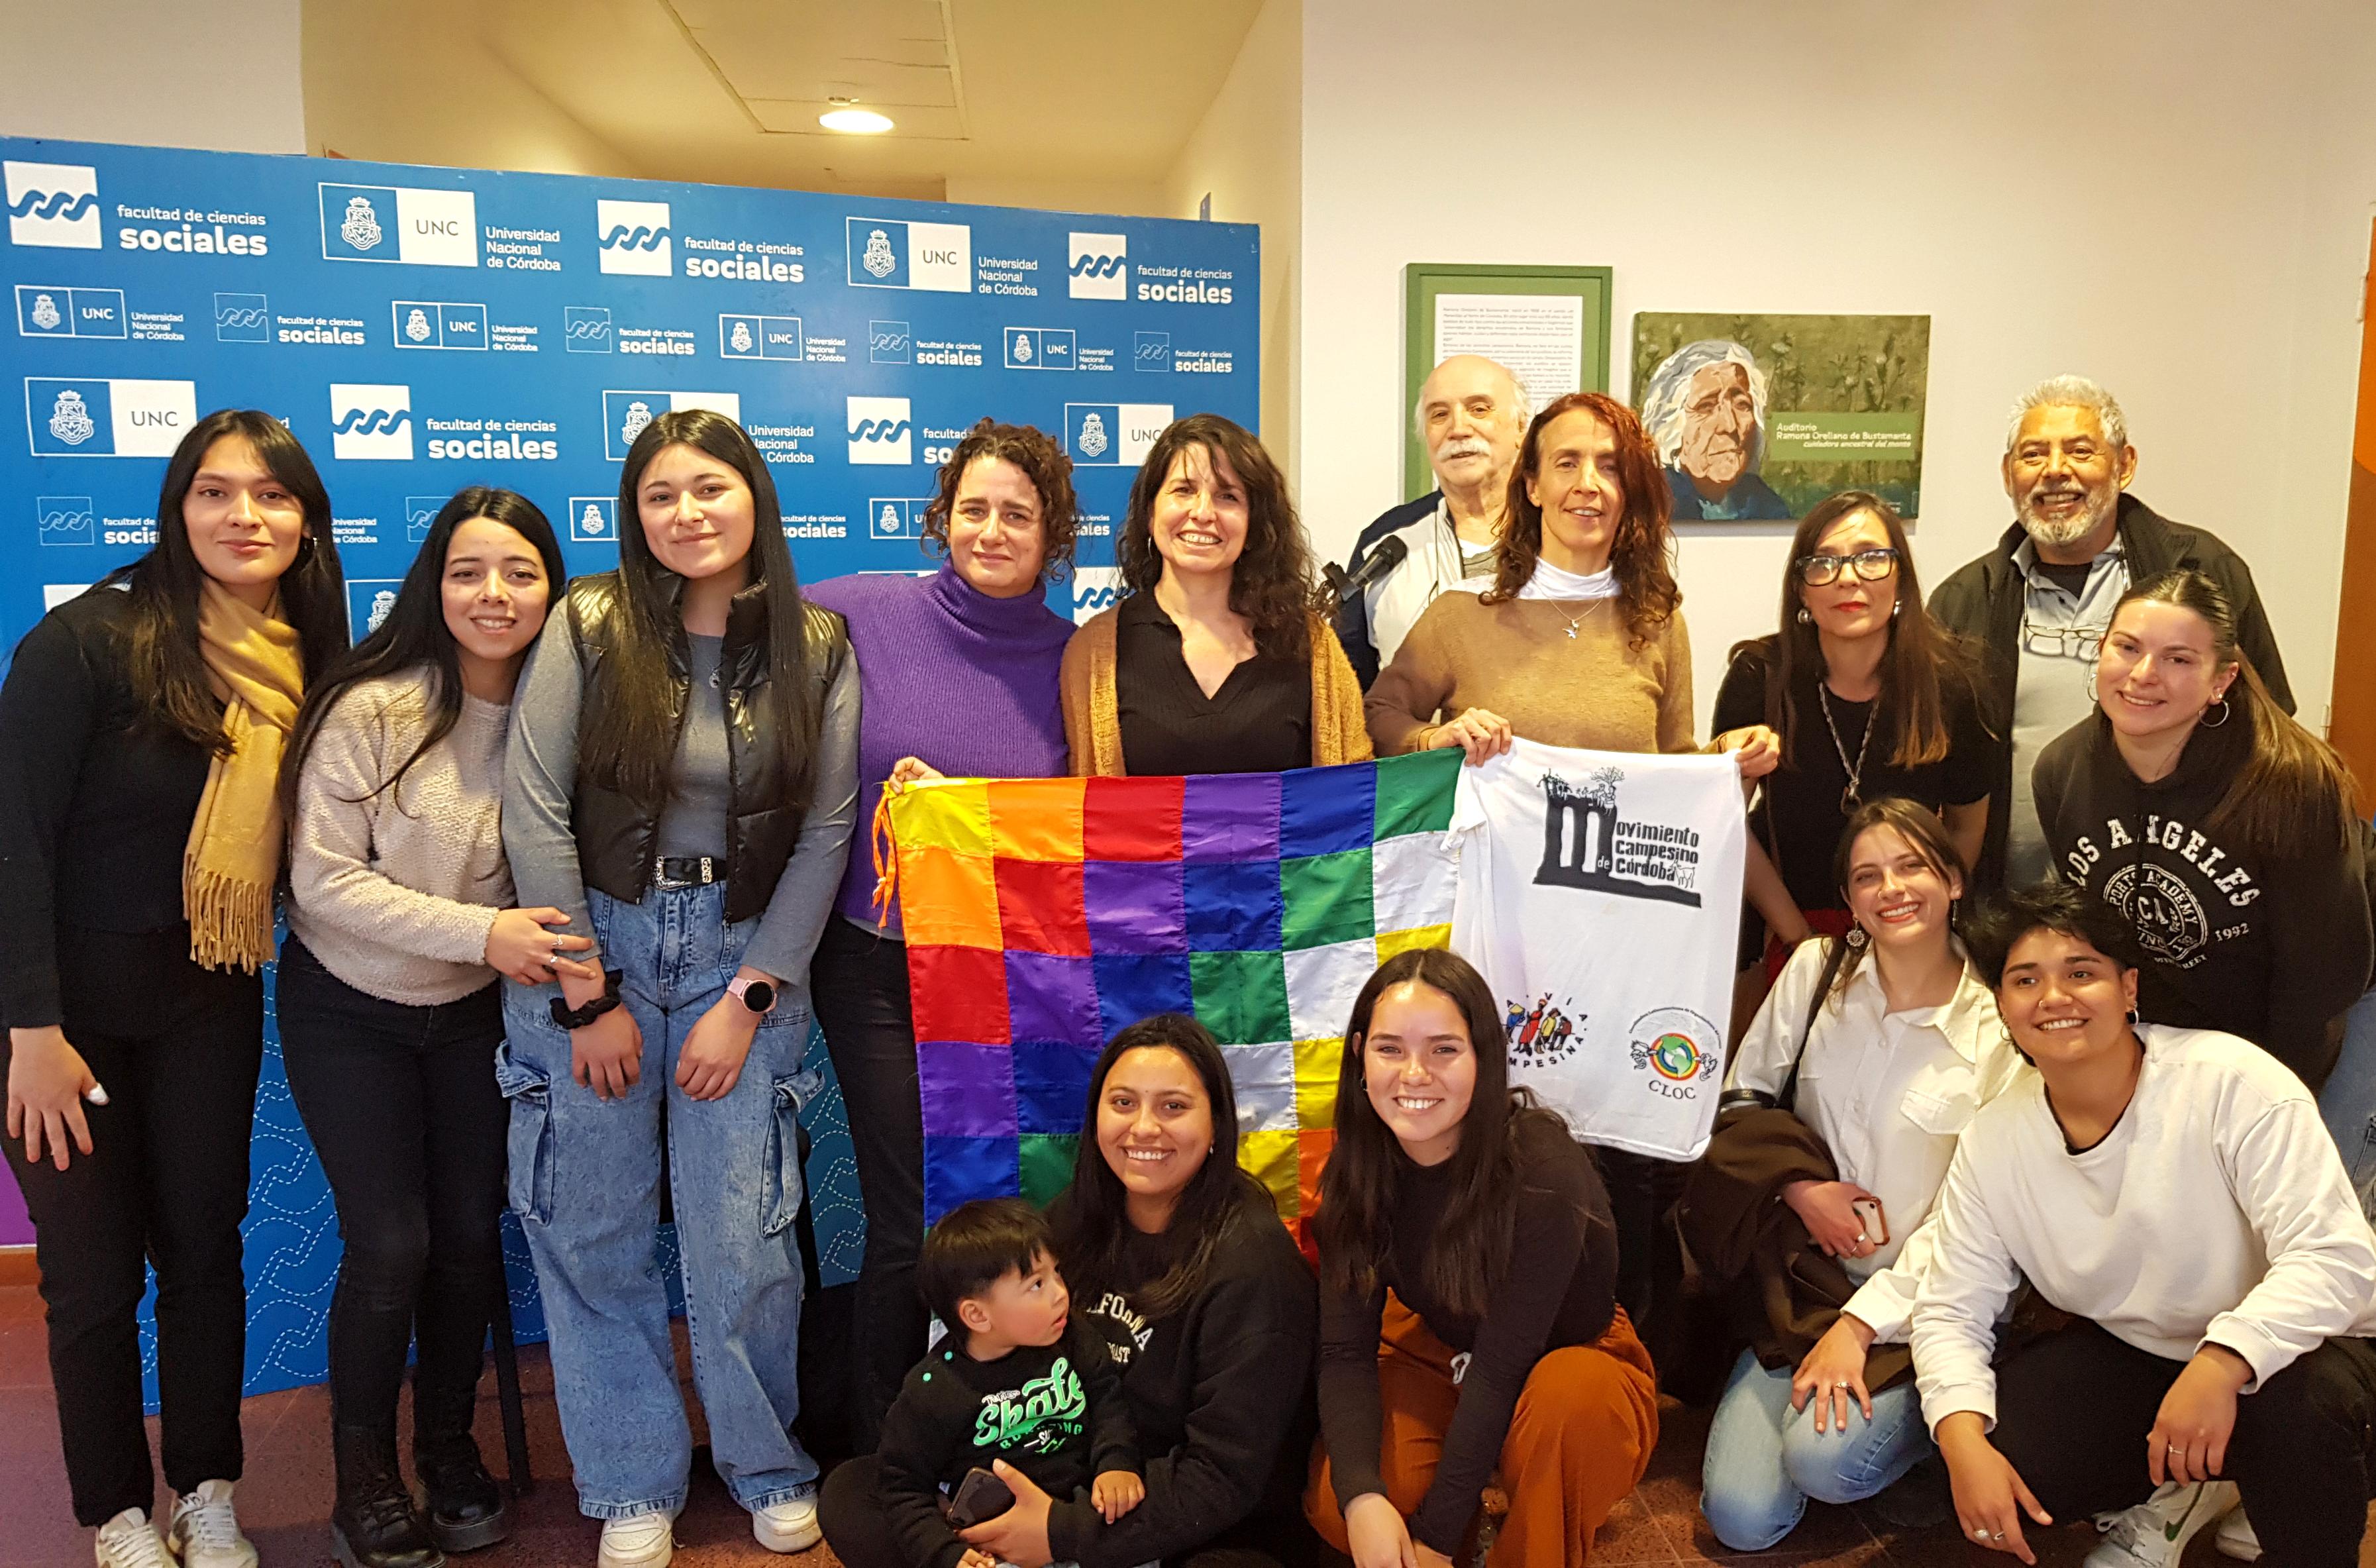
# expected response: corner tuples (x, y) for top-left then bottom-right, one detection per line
(653, 855), (723, 889)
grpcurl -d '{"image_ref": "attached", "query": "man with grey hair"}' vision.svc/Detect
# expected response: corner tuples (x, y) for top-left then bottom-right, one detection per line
(1930, 374), (2291, 888)
(1638, 339), (1792, 520)
(1333, 352), (1530, 685)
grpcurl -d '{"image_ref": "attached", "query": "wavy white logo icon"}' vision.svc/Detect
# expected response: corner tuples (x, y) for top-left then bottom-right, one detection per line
(597, 199), (672, 276)
(5, 161), (101, 248)
(847, 395), (913, 466)
(1068, 233), (1127, 300)
(329, 384), (414, 461)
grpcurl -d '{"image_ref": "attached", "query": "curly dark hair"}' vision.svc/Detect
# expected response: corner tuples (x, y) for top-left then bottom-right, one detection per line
(918, 417), (1080, 582)
(1118, 413), (1326, 660)
(1485, 390), (1680, 649)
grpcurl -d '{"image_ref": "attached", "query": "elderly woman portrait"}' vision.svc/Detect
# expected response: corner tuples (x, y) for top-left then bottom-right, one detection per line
(1639, 339), (1792, 521)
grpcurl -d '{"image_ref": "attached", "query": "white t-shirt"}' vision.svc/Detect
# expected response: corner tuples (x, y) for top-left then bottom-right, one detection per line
(1727, 938), (2024, 1341)
(1448, 737), (1747, 1159)
(1912, 1024), (2376, 1433)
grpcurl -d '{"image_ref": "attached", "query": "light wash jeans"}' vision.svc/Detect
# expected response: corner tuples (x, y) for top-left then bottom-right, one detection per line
(1700, 1347), (1932, 1551)
(496, 882), (821, 1520)
(2318, 988), (2376, 1218)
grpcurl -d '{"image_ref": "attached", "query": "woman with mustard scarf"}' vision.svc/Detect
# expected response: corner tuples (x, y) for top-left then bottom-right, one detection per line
(0, 410), (348, 1568)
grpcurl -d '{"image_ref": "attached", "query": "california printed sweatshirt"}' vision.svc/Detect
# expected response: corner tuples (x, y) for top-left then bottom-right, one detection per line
(2031, 711), (2371, 1088)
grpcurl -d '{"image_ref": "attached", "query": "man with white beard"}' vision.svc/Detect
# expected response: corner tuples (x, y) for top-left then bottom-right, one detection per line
(1930, 375), (2292, 889)
(1333, 354), (1529, 685)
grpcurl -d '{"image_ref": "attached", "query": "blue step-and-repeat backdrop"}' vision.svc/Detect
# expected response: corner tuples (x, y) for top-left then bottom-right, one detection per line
(1, 135), (1259, 1398)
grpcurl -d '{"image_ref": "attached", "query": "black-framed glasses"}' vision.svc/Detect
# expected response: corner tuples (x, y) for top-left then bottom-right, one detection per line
(1794, 547), (1900, 587)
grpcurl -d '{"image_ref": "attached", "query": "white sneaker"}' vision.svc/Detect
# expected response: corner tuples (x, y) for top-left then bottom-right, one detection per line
(168, 1481), (260, 1568)
(92, 1509), (174, 1568)
(2083, 1480), (2240, 1567)
(751, 1483), (821, 1552)
(2215, 1506), (2263, 1561)
(597, 1510), (676, 1568)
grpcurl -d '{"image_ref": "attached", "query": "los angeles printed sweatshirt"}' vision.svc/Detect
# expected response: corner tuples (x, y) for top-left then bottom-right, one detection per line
(2031, 710), (2371, 1088)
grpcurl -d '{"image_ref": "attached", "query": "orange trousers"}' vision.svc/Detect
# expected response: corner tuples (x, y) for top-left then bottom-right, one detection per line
(1305, 1295), (1659, 1568)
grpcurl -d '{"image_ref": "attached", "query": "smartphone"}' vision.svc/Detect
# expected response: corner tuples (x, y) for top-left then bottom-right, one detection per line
(1851, 1196), (1888, 1247)
(946, 1467), (1016, 1530)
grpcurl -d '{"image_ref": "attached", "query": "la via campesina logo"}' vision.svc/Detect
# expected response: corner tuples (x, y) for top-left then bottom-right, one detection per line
(1505, 993), (1584, 1067)
(1627, 1008), (1721, 1099)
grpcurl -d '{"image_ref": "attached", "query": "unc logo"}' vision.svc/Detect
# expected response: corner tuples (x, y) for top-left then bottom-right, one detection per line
(580, 503), (607, 537)
(341, 195), (384, 252)
(47, 390), (96, 447)
(30, 293), (62, 331)
(861, 228), (898, 279)
(404, 308), (432, 342)
(730, 320), (754, 353)
(877, 503), (901, 535)
(366, 590), (398, 633)
(620, 400), (654, 444)
(1012, 331), (1033, 364)
(1078, 412), (1110, 458)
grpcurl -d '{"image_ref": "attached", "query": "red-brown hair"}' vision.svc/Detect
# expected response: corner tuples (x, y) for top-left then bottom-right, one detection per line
(1484, 391), (1679, 648)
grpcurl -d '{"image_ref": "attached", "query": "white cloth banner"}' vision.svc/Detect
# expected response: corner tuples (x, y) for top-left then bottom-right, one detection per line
(1448, 738), (1747, 1161)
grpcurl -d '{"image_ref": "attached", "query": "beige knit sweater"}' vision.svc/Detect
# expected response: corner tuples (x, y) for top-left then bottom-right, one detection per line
(1366, 590), (1696, 757)
(286, 670), (512, 1004)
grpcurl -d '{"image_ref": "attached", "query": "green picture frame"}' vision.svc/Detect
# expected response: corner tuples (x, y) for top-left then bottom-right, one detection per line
(1402, 262), (1614, 499)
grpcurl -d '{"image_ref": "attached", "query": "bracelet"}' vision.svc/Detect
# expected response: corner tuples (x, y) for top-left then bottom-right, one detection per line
(550, 969), (626, 1031)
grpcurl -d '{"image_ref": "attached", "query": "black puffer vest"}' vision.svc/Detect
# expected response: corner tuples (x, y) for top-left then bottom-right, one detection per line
(564, 572), (849, 924)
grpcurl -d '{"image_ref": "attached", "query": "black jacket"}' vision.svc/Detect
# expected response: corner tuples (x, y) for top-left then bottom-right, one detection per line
(877, 1316), (1137, 1568)
(1331, 490), (1442, 688)
(2032, 711), (2371, 1089)
(1928, 494), (2291, 889)
(564, 573), (848, 924)
(0, 586), (229, 1029)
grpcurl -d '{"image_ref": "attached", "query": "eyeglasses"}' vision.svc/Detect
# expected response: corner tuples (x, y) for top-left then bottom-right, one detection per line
(2020, 619), (2105, 661)
(1794, 547), (1900, 587)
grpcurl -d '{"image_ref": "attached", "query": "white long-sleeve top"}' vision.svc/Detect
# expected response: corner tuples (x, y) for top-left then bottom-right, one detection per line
(1912, 1024), (2376, 1434)
(286, 670), (511, 1005)
(1726, 937), (2024, 1341)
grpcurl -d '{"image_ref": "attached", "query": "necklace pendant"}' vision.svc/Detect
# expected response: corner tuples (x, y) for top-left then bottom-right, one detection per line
(1564, 623), (1580, 639)
(1840, 786), (1859, 816)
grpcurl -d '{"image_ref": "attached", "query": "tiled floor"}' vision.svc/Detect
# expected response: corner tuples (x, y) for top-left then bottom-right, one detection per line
(2, 1284), (2363, 1567)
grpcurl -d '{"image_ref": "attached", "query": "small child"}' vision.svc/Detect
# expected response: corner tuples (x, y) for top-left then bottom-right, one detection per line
(877, 1198), (1143, 1568)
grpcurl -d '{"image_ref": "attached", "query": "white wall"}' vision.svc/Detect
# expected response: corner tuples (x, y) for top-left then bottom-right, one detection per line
(1299, 0), (2376, 733)
(303, 4), (639, 178)
(0, 0), (305, 152)
(1168, 0), (1302, 482)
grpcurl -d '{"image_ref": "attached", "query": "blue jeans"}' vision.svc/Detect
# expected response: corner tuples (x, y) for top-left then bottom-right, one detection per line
(2319, 988), (2376, 1218)
(497, 882), (821, 1520)
(1700, 1347), (1932, 1551)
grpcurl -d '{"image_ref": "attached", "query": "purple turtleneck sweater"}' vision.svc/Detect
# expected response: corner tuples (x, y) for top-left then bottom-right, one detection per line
(805, 563), (1074, 936)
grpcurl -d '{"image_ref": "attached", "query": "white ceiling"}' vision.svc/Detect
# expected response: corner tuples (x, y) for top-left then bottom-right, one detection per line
(459, 0), (1265, 199)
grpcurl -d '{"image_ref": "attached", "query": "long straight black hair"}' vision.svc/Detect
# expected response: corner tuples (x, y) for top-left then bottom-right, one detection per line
(1314, 947), (1561, 1321)
(278, 488), (566, 823)
(1051, 1013), (1274, 1322)
(578, 409), (822, 815)
(104, 409), (349, 751)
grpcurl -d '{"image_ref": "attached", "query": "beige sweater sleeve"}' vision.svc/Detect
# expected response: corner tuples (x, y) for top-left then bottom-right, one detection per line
(1365, 596), (1460, 756)
(1655, 610), (1697, 754)
(289, 686), (503, 968)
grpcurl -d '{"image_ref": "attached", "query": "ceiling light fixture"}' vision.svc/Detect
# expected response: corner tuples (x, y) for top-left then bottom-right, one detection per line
(819, 107), (894, 134)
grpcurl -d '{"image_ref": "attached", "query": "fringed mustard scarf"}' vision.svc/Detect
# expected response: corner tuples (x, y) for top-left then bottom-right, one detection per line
(183, 579), (305, 970)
